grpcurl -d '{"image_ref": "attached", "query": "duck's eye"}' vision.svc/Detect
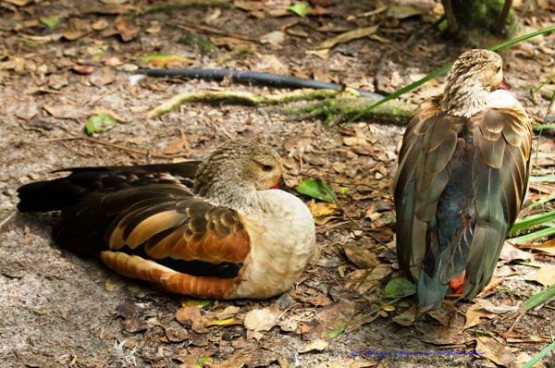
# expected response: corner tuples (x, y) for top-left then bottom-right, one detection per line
(496, 66), (502, 73)
(261, 164), (274, 172)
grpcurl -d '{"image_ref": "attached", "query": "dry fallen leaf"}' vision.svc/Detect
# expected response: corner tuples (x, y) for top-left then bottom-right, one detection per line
(234, 0), (265, 12)
(259, 31), (285, 48)
(175, 306), (208, 333)
(14, 98), (39, 120)
(347, 264), (393, 294)
(422, 327), (472, 345)
(92, 19), (109, 31)
(309, 201), (338, 217)
(392, 305), (417, 326)
(386, 2), (433, 19)
(43, 104), (83, 119)
(527, 238), (555, 256)
(123, 317), (149, 333)
(163, 133), (191, 155)
(251, 53), (289, 75)
(427, 308), (455, 326)
(90, 67), (116, 87)
(525, 264), (555, 286)
(48, 73), (69, 90)
(62, 18), (91, 40)
(316, 359), (378, 368)
(298, 339), (329, 353)
(500, 242), (533, 263)
(279, 317), (298, 332)
(474, 298), (519, 314)
(243, 306), (280, 332)
(4, 0), (32, 6)
(300, 299), (355, 341)
(344, 244), (380, 269)
(73, 64), (96, 75)
(315, 25), (378, 50)
(115, 16), (140, 42)
(92, 108), (127, 123)
(146, 20), (161, 34)
(104, 275), (123, 291)
(463, 298), (519, 331)
(209, 350), (252, 368)
(215, 305), (241, 320)
(463, 302), (498, 330)
(343, 135), (367, 147)
(515, 351), (545, 368)
(475, 336), (515, 367)
(305, 294), (333, 307)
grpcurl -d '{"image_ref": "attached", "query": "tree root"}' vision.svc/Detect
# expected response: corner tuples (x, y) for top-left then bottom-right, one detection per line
(279, 97), (415, 125)
(147, 88), (415, 125)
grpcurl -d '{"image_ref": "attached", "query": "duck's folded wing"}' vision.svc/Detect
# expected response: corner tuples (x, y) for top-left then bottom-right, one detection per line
(87, 183), (252, 298)
(394, 98), (461, 280)
(104, 185), (250, 264)
(464, 107), (532, 298)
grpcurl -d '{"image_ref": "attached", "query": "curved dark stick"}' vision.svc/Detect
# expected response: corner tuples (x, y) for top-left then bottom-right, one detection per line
(135, 68), (385, 100)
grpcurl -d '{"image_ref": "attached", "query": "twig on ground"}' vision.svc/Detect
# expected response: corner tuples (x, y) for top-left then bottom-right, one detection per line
(0, 212), (16, 230)
(145, 0), (231, 14)
(45, 135), (176, 160)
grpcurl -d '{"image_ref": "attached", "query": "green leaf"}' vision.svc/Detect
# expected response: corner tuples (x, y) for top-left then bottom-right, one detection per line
(180, 298), (213, 308)
(321, 320), (346, 339)
(40, 16), (61, 30)
(287, 2), (310, 17)
(510, 226), (555, 245)
(140, 53), (190, 66)
(296, 179), (336, 203)
(534, 123), (555, 132)
(384, 277), (416, 299)
(529, 174), (555, 183)
(84, 113), (117, 135)
(524, 284), (555, 311)
(527, 193), (555, 209)
(195, 357), (213, 366)
(522, 340), (555, 368)
(510, 209), (555, 234)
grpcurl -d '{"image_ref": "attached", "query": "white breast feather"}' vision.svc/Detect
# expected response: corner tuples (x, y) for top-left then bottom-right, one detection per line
(235, 190), (316, 298)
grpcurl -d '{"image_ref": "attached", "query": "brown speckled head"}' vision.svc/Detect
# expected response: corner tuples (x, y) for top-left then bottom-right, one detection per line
(441, 49), (505, 116)
(193, 141), (283, 207)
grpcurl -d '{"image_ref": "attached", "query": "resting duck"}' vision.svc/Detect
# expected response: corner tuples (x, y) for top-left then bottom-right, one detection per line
(18, 141), (316, 299)
(393, 49), (533, 310)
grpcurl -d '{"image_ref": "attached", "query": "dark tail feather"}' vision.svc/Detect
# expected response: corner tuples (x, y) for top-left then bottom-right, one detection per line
(17, 161), (201, 213)
(17, 178), (86, 212)
(417, 272), (450, 312)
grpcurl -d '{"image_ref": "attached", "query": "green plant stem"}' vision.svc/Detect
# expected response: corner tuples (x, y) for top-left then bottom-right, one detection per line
(525, 284), (555, 311)
(510, 209), (555, 234)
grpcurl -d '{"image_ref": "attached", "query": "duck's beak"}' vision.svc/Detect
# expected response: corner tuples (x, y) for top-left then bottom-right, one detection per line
(499, 78), (510, 90)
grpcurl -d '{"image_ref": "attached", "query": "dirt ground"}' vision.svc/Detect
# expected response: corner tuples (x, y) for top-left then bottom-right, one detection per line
(0, 1), (554, 367)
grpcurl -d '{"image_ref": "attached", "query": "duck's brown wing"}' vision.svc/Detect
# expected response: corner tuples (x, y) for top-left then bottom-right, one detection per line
(394, 98), (532, 309)
(394, 98), (462, 282)
(56, 183), (251, 298)
(102, 185), (251, 298)
(463, 107), (532, 298)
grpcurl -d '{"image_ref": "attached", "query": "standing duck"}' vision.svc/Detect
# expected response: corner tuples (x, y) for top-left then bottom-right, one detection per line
(17, 141), (316, 299)
(393, 49), (533, 310)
